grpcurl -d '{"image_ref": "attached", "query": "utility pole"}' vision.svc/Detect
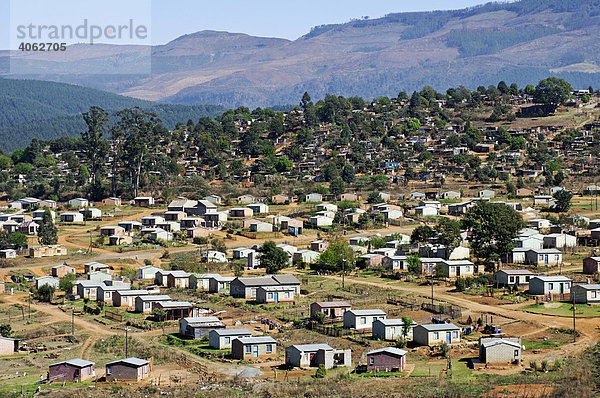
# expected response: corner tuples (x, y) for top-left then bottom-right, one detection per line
(71, 307), (75, 336)
(28, 292), (31, 322)
(572, 292), (576, 343)
(431, 273), (434, 307)
(125, 327), (130, 357)
(342, 259), (346, 290)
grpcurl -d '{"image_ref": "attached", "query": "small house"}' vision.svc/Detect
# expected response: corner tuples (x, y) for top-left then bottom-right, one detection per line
(230, 208), (253, 218)
(79, 208), (102, 220)
(179, 317), (225, 339)
(49, 359), (95, 382)
(526, 249), (562, 266)
(51, 264), (75, 278)
(382, 255), (408, 272)
(533, 195), (553, 206)
(60, 212), (84, 223)
(571, 284), (600, 305)
(237, 195), (255, 204)
(0, 249), (16, 259)
(441, 191), (461, 200)
(543, 234), (577, 249)
(372, 318), (417, 341)
(209, 329), (252, 349)
(190, 273), (220, 290)
(305, 193), (323, 203)
(133, 197), (155, 206)
(204, 195), (222, 205)
(256, 286), (295, 304)
(102, 197), (122, 206)
(310, 215), (333, 227)
(28, 244), (67, 258)
(74, 281), (101, 300)
(343, 309), (386, 331)
(152, 301), (195, 320)
(134, 295), (172, 313)
(311, 240), (329, 252)
(231, 336), (277, 360)
(310, 301), (351, 321)
(209, 276), (235, 294)
(437, 260), (475, 278)
(137, 265), (163, 281)
(100, 226), (126, 237)
(112, 290), (151, 308)
(85, 262), (110, 274)
(117, 221), (143, 232)
(97, 284), (130, 303)
(293, 249), (319, 265)
(0, 336), (20, 356)
(493, 270), (535, 288)
(479, 336), (521, 364)
(413, 323), (461, 346)
(527, 219), (551, 230)
(528, 276), (571, 295)
(166, 270), (190, 288)
(366, 347), (407, 372)
(583, 257), (600, 274)
(478, 189), (495, 198)
(105, 358), (150, 381)
(36, 276), (60, 290)
(247, 203), (269, 214)
(68, 198), (89, 207)
(250, 221), (273, 233)
(285, 344), (351, 369)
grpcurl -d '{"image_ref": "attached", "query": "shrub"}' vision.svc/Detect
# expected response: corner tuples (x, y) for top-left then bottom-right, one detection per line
(541, 360), (548, 372)
(530, 360), (538, 372)
(315, 364), (326, 378)
(553, 358), (562, 370)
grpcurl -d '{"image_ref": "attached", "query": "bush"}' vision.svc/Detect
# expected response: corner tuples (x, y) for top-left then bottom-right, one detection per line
(530, 360), (538, 372)
(315, 364), (326, 378)
(37, 284), (55, 302)
(395, 337), (407, 348)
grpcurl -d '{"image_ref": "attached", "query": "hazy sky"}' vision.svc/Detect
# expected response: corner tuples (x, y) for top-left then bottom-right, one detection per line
(1, 0), (494, 49)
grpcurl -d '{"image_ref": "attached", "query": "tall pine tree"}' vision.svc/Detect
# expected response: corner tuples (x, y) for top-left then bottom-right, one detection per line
(38, 209), (58, 245)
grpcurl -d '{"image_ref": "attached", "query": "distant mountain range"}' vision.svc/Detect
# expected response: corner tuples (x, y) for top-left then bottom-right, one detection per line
(0, 78), (225, 152)
(2, 0), (600, 109)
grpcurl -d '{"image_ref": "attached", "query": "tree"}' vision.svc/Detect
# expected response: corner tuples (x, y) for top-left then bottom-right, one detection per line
(315, 364), (326, 378)
(38, 209), (58, 245)
(553, 190), (573, 213)
(329, 178), (345, 196)
(152, 308), (166, 322)
(81, 106), (109, 185)
(314, 241), (355, 273)
(37, 284), (55, 302)
(401, 316), (413, 340)
(7, 232), (27, 249)
(258, 241), (289, 274)
(341, 164), (355, 183)
(461, 201), (525, 264)
(411, 225), (435, 244)
(534, 77), (573, 110)
(59, 273), (77, 293)
(407, 254), (421, 274)
(435, 217), (461, 252)
(0, 324), (11, 337)
(274, 156), (293, 173)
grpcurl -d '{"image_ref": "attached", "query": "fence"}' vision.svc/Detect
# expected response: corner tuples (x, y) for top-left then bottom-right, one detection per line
(534, 293), (571, 304)
(104, 310), (123, 322)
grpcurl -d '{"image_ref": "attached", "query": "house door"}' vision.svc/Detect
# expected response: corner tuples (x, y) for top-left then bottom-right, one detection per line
(456, 267), (461, 276)
(329, 309), (335, 318)
(446, 332), (452, 344)
(310, 353), (317, 367)
(253, 345), (259, 358)
(545, 255), (549, 265)
(273, 293), (279, 303)
(559, 283), (564, 294)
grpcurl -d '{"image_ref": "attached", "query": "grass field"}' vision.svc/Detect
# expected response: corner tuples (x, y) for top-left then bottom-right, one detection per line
(522, 302), (600, 318)
(411, 360), (446, 377)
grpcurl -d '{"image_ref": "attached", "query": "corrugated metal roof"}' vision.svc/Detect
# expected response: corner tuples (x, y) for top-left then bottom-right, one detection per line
(367, 347), (407, 356)
(417, 323), (460, 331)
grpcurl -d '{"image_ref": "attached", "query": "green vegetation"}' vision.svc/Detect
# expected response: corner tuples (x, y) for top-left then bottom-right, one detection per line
(522, 302), (600, 318)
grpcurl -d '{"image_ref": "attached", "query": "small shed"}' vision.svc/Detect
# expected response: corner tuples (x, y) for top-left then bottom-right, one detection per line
(49, 359), (95, 382)
(310, 301), (351, 321)
(208, 329), (252, 349)
(343, 309), (386, 331)
(179, 316), (225, 339)
(366, 347), (407, 372)
(105, 358), (150, 381)
(231, 336), (277, 360)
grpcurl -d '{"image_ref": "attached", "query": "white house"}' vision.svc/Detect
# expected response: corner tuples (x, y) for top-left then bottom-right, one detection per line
(543, 234), (576, 249)
(310, 216), (333, 227)
(247, 203), (269, 214)
(60, 212), (84, 223)
(68, 198), (89, 207)
(528, 276), (571, 295)
(343, 309), (386, 331)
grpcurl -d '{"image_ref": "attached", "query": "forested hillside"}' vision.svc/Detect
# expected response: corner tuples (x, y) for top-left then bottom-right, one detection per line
(0, 79), (225, 152)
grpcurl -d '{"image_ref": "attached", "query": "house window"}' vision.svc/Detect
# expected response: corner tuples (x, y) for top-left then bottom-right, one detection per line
(390, 327), (395, 333)
(266, 344), (273, 353)
(549, 283), (554, 290)
(106, 367), (112, 375)
(268, 293), (273, 299)
(369, 357), (374, 365)
(225, 337), (231, 344)
(360, 317), (367, 324)
(509, 276), (515, 283)
(592, 291), (597, 299)
(452, 331), (459, 339)
(433, 332), (439, 340)
(514, 350), (519, 358)
(245, 345), (251, 354)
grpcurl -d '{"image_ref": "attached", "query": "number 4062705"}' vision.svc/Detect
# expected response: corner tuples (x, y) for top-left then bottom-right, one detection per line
(18, 42), (67, 51)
